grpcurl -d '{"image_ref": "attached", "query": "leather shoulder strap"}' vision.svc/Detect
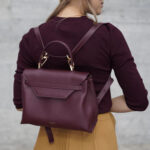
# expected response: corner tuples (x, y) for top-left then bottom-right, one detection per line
(97, 76), (114, 105)
(34, 27), (45, 49)
(71, 23), (104, 56)
(34, 23), (104, 55)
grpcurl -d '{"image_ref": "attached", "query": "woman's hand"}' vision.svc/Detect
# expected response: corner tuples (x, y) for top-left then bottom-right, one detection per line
(17, 108), (23, 111)
(110, 95), (134, 113)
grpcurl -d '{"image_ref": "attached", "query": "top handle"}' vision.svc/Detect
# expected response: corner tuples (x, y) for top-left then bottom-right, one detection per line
(34, 23), (104, 70)
(38, 40), (75, 71)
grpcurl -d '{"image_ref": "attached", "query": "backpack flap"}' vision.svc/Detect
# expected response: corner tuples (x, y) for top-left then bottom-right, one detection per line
(22, 68), (90, 100)
(24, 80), (82, 99)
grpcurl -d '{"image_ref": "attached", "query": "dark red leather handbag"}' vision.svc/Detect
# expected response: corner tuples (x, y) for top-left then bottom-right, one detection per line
(20, 22), (114, 144)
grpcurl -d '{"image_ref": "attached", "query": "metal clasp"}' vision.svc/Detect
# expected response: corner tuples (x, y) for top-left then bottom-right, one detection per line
(66, 55), (74, 71)
(38, 51), (49, 69)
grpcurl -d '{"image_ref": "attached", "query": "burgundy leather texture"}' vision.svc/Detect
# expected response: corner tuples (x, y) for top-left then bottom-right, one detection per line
(20, 22), (114, 144)
(21, 69), (98, 130)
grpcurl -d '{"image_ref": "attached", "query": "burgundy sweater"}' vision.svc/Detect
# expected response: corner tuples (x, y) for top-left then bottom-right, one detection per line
(13, 15), (149, 113)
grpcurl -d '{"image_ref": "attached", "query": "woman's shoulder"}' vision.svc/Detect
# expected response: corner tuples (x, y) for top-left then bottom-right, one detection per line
(98, 22), (123, 34)
(91, 22), (121, 41)
(96, 22), (125, 42)
(19, 21), (48, 51)
(21, 22), (46, 39)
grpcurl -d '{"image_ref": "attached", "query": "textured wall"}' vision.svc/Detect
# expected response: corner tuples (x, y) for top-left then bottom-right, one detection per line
(0, 0), (149, 150)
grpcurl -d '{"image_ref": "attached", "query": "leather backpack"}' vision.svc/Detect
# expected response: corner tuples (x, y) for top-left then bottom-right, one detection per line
(20, 22), (114, 143)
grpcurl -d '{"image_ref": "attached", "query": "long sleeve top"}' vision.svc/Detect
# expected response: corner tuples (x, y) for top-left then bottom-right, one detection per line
(13, 15), (149, 113)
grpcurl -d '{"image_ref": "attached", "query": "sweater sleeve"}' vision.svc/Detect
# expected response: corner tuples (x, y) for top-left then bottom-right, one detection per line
(109, 23), (149, 111)
(13, 28), (36, 109)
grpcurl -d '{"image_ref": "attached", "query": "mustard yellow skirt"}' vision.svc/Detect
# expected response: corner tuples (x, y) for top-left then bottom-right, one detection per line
(33, 112), (118, 150)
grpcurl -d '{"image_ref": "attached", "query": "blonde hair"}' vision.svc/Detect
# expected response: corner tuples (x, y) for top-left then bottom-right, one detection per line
(45, 0), (98, 24)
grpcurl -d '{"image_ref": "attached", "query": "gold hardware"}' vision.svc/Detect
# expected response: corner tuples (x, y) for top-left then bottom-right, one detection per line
(38, 52), (74, 71)
(38, 51), (49, 69)
(38, 63), (41, 69)
(66, 55), (74, 71)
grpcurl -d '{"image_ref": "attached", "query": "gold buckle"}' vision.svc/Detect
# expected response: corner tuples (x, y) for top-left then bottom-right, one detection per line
(66, 55), (74, 71)
(38, 51), (49, 69)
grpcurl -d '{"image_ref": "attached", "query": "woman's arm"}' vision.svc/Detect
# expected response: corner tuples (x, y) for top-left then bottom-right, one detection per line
(108, 23), (149, 111)
(110, 95), (134, 113)
(13, 28), (36, 110)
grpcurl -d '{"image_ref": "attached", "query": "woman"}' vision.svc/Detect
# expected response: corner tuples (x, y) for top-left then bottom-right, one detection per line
(13, 0), (149, 149)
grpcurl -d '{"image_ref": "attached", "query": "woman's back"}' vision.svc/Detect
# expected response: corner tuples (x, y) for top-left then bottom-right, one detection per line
(13, 15), (149, 114)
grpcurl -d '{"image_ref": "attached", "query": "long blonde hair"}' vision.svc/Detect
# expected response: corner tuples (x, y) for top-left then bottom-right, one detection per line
(45, 0), (98, 24)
